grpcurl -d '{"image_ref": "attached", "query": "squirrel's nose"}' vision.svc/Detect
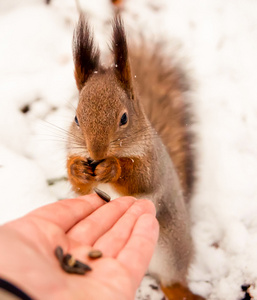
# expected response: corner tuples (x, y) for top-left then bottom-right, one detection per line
(88, 145), (108, 161)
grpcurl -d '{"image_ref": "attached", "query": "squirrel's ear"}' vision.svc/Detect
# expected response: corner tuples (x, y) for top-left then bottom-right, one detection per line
(112, 15), (134, 98)
(73, 15), (100, 91)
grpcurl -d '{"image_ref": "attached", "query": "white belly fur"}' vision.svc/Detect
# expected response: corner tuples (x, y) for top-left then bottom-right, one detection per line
(96, 183), (122, 200)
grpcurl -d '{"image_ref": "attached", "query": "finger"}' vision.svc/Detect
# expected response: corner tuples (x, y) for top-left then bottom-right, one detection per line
(24, 194), (105, 232)
(117, 213), (159, 288)
(93, 199), (156, 257)
(67, 196), (136, 245)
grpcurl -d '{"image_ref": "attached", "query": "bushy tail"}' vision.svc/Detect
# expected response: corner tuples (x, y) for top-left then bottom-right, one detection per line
(129, 42), (194, 199)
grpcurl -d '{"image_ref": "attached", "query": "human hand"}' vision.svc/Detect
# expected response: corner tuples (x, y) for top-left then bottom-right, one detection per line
(0, 194), (158, 300)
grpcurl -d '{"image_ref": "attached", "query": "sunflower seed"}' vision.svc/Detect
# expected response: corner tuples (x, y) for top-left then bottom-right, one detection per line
(88, 249), (103, 259)
(54, 246), (92, 275)
(94, 188), (111, 203)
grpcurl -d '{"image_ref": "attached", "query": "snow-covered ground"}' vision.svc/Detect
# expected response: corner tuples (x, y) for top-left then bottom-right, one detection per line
(1, 0), (257, 299)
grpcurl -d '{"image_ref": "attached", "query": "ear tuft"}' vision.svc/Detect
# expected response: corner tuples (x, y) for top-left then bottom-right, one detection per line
(73, 15), (100, 91)
(112, 15), (133, 97)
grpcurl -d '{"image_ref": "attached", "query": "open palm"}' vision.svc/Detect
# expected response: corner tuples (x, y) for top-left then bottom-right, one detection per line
(0, 194), (158, 300)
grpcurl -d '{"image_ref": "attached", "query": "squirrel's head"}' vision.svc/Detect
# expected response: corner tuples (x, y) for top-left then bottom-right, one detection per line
(69, 15), (148, 161)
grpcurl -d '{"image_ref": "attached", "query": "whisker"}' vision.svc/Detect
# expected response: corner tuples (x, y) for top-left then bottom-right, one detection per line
(110, 123), (158, 146)
(36, 138), (85, 149)
(65, 99), (78, 113)
(35, 130), (85, 146)
(42, 120), (85, 144)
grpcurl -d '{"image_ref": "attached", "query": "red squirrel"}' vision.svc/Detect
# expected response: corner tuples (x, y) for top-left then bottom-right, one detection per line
(67, 15), (203, 300)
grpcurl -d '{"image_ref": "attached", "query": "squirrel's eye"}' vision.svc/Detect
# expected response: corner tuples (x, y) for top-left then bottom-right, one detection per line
(120, 113), (128, 126)
(74, 116), (79, 126)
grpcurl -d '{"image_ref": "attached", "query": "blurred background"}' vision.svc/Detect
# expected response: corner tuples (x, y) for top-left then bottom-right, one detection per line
(0, 1), (257, 299)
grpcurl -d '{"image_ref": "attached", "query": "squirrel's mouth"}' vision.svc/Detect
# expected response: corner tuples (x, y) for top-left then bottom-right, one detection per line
(87, 157), (94, 165)
(86, 158), (104, 173)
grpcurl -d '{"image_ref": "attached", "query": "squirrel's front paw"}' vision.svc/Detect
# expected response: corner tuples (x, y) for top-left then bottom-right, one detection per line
(67, 156), (95, 183)
(94, 157), (121, 183)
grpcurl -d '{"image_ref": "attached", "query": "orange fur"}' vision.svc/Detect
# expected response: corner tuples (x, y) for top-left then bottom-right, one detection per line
(94, 157), (121, 183)
(161, 284), (205, 300)
(67, 156), (95, 194)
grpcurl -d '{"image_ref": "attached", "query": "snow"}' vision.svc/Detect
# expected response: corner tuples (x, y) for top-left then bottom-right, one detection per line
(1, 0), (257, 299)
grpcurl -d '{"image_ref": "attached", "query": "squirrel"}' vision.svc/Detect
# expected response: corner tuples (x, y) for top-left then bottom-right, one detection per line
(67, 15), (203, 300)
